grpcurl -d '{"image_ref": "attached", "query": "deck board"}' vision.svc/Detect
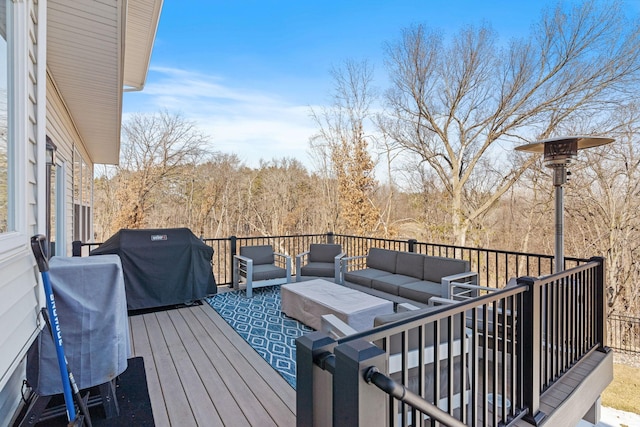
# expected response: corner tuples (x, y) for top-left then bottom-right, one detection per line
(129, 313), (170, 427)
(144, 312), (195, 425)
(129, 302), (296, 426)
(167, 308), (248, 423)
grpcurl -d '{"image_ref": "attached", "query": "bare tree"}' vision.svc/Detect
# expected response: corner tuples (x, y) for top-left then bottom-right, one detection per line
(239, 158), (316, 236)
(310, 59), (382, 235)
(110, 110), (209, 231)
(380, 0), (640, 245)
(564, 104), (640, 315)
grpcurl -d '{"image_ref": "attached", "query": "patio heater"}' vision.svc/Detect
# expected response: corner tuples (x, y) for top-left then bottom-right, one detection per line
(515, 136), (614, 273)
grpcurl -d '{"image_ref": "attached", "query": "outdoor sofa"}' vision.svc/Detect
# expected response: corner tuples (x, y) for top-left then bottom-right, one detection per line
(340, 248), (476, 306)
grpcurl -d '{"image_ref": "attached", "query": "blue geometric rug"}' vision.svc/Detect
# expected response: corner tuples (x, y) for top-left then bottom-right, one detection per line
(205, 285), (313, 389)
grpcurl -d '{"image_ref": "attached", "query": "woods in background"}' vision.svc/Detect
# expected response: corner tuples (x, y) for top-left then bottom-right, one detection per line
(94, 1), (640, 316)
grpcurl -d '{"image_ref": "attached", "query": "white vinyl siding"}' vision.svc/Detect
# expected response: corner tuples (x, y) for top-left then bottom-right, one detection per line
(0, 0), (43, 424)
(46, 74), (88, 256)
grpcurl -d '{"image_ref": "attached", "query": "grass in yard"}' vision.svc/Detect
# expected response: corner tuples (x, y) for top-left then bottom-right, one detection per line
(602, 363), (640, 414)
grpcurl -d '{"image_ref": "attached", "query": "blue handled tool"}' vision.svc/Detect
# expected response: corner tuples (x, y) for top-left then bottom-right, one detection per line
(31, 235), (90, 426)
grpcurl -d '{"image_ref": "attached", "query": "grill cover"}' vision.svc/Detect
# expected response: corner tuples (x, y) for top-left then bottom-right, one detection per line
(27, 255), (129, 395)
(91, 228), (216, 310)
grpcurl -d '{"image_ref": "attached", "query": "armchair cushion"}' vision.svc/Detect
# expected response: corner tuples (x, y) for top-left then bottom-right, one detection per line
(308, 243), (342, 263)
(300, 262), (334, 277)
(252, 264), (288, 281)
(240, 245), (274, 265)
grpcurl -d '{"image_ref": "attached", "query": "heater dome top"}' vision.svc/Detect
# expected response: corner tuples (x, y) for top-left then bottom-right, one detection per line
(515, 136), (614, 165)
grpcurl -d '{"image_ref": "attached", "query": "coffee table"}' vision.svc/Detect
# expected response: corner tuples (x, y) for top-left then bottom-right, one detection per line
(280, 279), (394, 331)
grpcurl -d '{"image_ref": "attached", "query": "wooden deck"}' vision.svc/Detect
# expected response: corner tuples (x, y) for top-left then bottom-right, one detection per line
(126, 297), (613, 427)
(128, 302), (296, 427)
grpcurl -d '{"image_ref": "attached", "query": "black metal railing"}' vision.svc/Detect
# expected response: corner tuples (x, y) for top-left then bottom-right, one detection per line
(608, 314), (640, 354)
(72, 232), (638, 354)
(297, 260), (609, 426)
(298, 284), (526, 427)
(72, 232), (588, 289)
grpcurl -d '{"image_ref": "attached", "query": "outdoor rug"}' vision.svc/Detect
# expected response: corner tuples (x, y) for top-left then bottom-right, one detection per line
(28, 356), (154, 426)
(205, 285), (314, 388)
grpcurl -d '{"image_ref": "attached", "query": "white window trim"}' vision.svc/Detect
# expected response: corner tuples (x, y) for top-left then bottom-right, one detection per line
(55, 161), (66, 255)
(0, 0), (30, 255)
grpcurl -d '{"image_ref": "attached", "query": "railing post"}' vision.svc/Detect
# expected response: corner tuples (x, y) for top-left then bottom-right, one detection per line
(408, 239), (417, 253)
(327, 231), (334, 244)
(229, 236), (237, 288)
(590, 256), (609, 353)
(333, 339), (386, 427)
(519, 276), (545, 425)
(296, 332), (337, 427)
(72, 240), (82, 257)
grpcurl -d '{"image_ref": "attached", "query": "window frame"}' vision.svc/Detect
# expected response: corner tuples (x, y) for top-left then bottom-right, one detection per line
(0, 0), (30, 253)
(73, 147), (92, 242)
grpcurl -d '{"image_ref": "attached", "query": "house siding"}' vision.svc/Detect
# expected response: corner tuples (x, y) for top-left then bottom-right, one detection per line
(46, 75), (88, 257)
(0, 0), (43, 424)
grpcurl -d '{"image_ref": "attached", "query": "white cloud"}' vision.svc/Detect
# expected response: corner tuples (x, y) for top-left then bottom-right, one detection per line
(125, 67), (321, 168)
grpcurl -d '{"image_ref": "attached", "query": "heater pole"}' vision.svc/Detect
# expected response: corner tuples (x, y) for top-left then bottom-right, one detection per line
(554, 171), (564, 273)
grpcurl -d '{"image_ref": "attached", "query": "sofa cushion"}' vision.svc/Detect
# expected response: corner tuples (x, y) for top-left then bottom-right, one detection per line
(366, 248), (398, 273)
(240, 245), (274, 265)
(423, 256), (469, 283)
(371, 274), (419, 296)
(373, 306), (440, 327)
(309, 243), (342, 263)
(251, 264), (287, 281)
(395, 252), (425, 279)
(344, 268), (389, 287)
(300, 262), (334, 278)
(374, 307), (464, 348)
(342, 281), (429, 308)
(398, 281), (442, 304)
(373, 308), (466, 407)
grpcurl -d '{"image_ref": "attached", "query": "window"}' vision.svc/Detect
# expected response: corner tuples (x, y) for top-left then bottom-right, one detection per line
(73, 148), (92, 241)
(0, 1), (9, 234)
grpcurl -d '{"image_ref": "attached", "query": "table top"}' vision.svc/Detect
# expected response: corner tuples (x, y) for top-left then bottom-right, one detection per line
(281, 279), (392, 312)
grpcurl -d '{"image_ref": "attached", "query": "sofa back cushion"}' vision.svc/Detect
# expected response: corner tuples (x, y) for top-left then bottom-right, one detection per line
(395, 252), (425, 279)
(240, 245), (274, 265)
(423, 256), (469, 282)
(309, 243), (342, 263)
(374, 307), (462, 352)
(366, 248), (398, 273)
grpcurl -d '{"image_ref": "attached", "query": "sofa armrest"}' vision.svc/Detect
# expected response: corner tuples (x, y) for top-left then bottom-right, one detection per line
(397, 302), (422, 312)
(449, 283), (502, 302)
(441, 271), (478, 299)
(429, 296), (457, 306)
(334, 252), (346, 283)
(341, 254), (366, 263)
(340, 255), (367, 276)
(321, 314), (358, 338)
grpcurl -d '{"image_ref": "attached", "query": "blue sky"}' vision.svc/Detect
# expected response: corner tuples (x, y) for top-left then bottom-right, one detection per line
(123, 0), (639, 168)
